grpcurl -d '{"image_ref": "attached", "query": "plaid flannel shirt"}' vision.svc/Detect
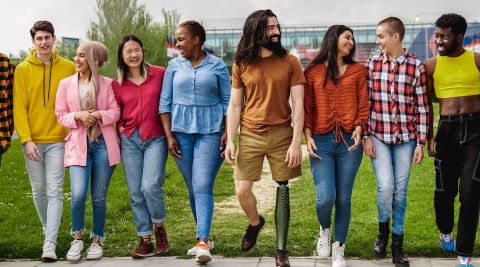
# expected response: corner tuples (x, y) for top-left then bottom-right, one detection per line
(0, 53), (14, 150)
(366, 50), (429, 145)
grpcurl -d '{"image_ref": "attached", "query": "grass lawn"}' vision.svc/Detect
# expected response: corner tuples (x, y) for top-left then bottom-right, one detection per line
(1, 124), (479, 260)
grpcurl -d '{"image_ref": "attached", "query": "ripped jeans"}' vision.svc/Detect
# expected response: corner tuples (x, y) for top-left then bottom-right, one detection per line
(434, 112), (480, 257)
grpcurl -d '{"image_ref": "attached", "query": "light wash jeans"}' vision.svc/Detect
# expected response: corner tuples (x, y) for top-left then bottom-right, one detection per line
(309, 131), (363, 243)
(173, 131), (224, 239)
(370, 136), (416, 235)
(23, 142), (65, 243)
(121, 128), (168, 236)
(69, 136), (115, 240)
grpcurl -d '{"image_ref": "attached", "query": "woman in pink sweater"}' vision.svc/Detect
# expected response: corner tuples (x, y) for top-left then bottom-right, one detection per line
(55, 41), (120, 261)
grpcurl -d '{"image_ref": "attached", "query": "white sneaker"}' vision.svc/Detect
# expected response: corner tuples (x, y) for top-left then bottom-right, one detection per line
(86, 243), (103, 260)
(41, 241), (57, 261)
(195, 241), (212, 264)
(316, 226), (331, 259)
(187, 239), (214, 256)
(66, 239), (84, 261)
(332, 241), (347, 267)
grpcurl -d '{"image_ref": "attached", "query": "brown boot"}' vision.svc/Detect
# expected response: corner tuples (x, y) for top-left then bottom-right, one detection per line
(131, 237), (154, 259)
(275, 250), (290, 267)
(155, 225), (169, 254)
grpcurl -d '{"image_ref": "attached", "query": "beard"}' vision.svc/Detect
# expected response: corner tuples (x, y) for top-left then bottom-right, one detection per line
(258, 34), (283, 53)
(444, 40), (459, 55)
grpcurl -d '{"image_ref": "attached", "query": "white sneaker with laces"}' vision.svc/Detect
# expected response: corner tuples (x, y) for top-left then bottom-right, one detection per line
(195, 241), (212, 264)
(457, 256), (473, 267)
(86, 243), (103, 260)
(187, 239), (214, 256)
(332, 241), (347, 267)
(41, 241), (57, 261)
(66, 239), (84, 261)
(316, 226), (331, 259)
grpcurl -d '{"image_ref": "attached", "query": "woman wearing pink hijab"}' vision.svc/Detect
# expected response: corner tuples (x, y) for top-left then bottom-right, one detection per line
(55, 41), (120, 261)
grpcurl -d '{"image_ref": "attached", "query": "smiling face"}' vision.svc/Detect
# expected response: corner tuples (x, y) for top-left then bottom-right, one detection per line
(121, 40), (144, 70)
(74, 47), (90, 75)
(266, 16), (281, 43)
(376, 24), (398, 54)
(32, 30), (55, 57)
(175, 26), (200, 59)
(434, 27), (461, 56)
(337, 30), (354, 57)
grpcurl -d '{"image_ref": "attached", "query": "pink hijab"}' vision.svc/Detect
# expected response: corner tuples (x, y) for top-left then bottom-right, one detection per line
(79, 41), (108, 142)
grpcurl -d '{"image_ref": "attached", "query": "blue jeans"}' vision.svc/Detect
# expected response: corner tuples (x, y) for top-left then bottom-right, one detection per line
(69, 136), (115, 240)
(173, 131), (224, 239)
(121, 128), (168, 236)
(370, 136), (416, 235)
(309, 131), (362, 243)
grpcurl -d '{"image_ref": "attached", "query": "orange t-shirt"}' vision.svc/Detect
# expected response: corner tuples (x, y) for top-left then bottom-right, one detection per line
(231, 54), (305, 133)
(304, 62), (369, 134)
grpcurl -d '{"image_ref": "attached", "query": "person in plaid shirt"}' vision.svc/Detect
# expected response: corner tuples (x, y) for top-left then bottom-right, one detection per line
(363, 17), (429, 267)
(0, 53), (14, 167)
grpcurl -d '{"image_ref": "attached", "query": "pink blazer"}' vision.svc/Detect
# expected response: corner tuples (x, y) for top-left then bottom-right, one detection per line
(55, 74), (121, 167)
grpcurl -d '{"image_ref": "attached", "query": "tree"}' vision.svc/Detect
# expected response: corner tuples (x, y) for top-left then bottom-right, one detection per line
(162, 8), (181, 46)
(88, 0), (169, 77)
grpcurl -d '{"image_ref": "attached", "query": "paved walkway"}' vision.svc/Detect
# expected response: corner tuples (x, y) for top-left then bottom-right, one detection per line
(0, 257), (476, 267)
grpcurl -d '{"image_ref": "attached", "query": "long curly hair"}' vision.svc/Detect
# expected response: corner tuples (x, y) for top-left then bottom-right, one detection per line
(233, 9), (288, 64)
(306, 25), (356, 88)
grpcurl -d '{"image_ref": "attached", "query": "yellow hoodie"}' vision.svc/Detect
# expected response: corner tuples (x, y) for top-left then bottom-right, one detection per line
(13, 49), (76, 144)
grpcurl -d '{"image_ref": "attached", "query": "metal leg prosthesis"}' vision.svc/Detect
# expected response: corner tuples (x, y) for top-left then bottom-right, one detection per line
(275, 183), (290, 267)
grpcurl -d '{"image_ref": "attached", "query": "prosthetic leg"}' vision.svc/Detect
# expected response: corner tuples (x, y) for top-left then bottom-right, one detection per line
(275, 182), (290, 267)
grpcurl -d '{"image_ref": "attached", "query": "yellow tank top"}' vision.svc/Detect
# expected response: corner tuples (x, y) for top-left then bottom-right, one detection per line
(433, 50), (480, 98)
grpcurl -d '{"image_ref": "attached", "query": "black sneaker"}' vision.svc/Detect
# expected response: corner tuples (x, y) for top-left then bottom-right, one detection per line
(241, 215), (265, 251)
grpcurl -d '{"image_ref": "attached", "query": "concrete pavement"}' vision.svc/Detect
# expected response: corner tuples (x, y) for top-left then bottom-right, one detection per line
(0, 257), (476, 267)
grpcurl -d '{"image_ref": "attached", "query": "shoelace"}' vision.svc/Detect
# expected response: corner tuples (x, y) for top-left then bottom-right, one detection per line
(87, 243), (101, 254)
(277, 251), (288, 261)
(319, 228), (330, 247)
(332, 243), (345, 261)
(458, 256), (471, 265)
(69, 240), (82, 252)
(196, 242), (209, 250)
(44, 242), (56, 252)
(156, 227), (167, 245)
(440, 233), (452, 242)
(245, 224), (260, 239)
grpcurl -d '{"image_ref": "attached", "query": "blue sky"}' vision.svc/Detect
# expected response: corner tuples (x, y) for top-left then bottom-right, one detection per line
(2, 0), (479, 55)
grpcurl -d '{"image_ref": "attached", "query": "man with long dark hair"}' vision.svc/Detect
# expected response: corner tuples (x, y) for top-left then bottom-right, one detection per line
(425, 13), (480, 267)
(224, 9), (305, 267)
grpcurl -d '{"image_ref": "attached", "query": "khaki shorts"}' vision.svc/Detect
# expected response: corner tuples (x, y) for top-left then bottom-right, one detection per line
(234, 125), (301, 181)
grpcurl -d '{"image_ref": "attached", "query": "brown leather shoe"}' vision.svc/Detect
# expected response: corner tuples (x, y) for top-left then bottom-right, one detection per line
(275, 250), (290, 267)
(131, 238), (155, 258)
(155, 225), (169, 254)
(241, 215), (265, 251)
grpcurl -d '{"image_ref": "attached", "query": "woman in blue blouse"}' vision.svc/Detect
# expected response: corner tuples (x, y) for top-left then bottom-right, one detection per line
(159, 20), (230, 264)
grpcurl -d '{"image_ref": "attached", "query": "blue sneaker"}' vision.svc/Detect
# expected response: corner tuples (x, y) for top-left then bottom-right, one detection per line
(457, 256), (473, 267)
(440, 233), (455, 253)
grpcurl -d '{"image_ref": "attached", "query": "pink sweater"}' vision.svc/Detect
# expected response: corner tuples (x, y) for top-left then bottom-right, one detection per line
(55, 74), (121, 166)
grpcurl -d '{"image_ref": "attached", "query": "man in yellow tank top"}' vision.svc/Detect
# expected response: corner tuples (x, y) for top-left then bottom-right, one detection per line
(425, 13), (480, 267)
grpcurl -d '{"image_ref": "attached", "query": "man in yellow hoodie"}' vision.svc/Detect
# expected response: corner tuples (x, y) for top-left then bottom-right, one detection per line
(13, 20), (75, 261)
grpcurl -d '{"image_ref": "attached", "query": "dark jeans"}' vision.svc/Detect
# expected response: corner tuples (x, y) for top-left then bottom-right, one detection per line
(434, 112), (480, 257)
